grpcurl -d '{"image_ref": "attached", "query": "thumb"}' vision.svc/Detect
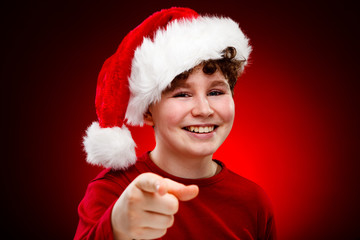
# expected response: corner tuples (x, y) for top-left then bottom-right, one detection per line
(134, 172), (164, 193)
(160, 178), (199, 201)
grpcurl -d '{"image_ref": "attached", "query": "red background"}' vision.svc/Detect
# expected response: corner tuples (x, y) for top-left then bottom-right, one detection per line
(3, 1), (359, 239)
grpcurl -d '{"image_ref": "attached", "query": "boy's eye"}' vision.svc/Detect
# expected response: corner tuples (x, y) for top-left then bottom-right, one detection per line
(208, 90), (224, 96)
(173, 92), (191, 98)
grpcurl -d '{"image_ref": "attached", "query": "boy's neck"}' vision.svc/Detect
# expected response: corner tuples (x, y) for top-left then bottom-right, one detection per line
(149, 149), (220, 179)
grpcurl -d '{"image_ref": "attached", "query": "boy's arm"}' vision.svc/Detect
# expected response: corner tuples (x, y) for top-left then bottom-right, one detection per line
(257, 187), (277, 240)
(74, 172), (198, 240)
(74, 177), (122, 240)
(265, 215), (277, 240)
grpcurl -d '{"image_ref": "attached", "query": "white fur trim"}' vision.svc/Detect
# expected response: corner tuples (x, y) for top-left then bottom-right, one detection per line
(83, 122), (137, 169)
(126, 16), (252, 126)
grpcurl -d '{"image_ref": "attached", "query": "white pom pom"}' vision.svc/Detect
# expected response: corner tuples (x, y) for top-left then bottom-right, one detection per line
(83, 122), (137, 170)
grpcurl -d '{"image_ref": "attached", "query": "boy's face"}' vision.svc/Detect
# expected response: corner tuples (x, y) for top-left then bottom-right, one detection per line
(145, 66), (235, 159)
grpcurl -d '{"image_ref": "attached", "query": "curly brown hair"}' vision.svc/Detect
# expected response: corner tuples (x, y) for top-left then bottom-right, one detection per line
(170, 47), (246, 95)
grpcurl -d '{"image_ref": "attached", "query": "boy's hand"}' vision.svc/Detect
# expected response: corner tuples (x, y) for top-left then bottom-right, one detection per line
(111, 172), (199, 240)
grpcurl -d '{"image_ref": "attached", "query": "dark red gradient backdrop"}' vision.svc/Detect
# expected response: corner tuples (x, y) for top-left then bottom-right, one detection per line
(3, 1), (359, 239)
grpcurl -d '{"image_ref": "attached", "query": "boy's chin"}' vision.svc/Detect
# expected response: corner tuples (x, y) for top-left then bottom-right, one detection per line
(185, 148), (218, 159)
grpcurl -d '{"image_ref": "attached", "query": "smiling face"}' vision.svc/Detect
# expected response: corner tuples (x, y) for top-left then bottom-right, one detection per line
(144, 65), (235, 160)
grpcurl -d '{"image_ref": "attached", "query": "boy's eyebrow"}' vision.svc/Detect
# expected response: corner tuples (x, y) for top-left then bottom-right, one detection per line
(164, 78), (230, 93)
(164, 79), (230, 93)
(209, 79), (230, 88)
(164, 79), (190, 93)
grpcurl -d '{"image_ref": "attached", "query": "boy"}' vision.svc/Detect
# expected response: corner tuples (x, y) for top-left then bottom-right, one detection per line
(75, 7), (276, 240)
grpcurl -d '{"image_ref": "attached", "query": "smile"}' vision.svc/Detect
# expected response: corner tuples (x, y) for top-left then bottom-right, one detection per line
(183, 125), (217, 133)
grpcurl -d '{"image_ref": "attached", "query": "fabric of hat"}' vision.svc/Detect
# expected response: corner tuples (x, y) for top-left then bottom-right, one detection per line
(83, 7), (252, 170)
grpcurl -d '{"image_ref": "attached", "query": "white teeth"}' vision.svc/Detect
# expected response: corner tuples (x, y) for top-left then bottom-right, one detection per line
(186, 126), (215, 133)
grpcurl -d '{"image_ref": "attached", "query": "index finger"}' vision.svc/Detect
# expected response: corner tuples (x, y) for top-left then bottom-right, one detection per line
(134, 173), (199, 201)
(160, 178), (199, 201)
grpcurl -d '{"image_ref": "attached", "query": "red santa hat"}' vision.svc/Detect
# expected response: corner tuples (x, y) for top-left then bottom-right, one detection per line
(83, 7), (252, 169)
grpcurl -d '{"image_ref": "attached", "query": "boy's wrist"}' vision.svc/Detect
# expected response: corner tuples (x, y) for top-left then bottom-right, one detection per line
(112, 228), (132, 240)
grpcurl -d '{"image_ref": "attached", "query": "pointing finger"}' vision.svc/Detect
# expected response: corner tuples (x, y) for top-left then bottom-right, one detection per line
(134, 173), (199, 201)
(160, 178), (199, 201)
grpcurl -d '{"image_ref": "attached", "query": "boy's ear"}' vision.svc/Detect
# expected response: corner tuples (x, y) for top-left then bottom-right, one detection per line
(143, 109), (154, 126)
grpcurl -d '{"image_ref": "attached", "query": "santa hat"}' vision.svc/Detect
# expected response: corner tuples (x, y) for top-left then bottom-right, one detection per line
(83, 7), (252, 170)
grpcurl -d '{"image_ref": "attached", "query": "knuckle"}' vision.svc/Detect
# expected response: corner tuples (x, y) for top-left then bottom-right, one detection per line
(126, 188), (142, 206)
(136, 172), (160, 192)
(140, 172), (152, 178)
(167, 215), (175, 228)
(132, 228), (144, 239)
(166, 196), (179, 214)
(157, 214), (174, 228)
(139, 172), (156, 182)
(158, 228), (168, 238)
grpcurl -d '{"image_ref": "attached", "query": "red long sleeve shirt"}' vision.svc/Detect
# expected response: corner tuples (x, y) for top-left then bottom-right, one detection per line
(75, 153), (276, 239)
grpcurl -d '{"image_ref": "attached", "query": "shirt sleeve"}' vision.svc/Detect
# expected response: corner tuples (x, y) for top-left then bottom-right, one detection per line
(257, 187), (277, 240)
(265, 213), (277, 240)
(74, 177), (124, 240)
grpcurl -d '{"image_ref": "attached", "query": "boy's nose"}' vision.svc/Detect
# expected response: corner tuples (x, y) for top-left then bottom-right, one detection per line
(191, 96), (214, 117)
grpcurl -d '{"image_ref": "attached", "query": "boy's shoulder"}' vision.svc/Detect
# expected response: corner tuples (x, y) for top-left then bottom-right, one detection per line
(215, 161), (260, 187)
(225, 168), (262, 190)
(89, 153), (151, 187)
(219, 165), (272, 205)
